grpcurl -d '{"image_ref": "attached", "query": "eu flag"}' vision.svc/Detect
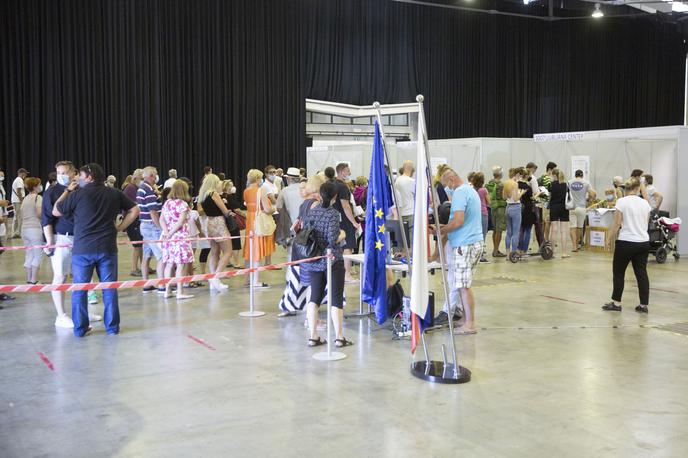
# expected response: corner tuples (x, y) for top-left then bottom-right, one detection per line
(362, 121), (394, 325)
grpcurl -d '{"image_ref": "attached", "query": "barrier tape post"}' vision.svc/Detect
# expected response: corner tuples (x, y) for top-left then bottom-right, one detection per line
(314, 249), (346, 361)
(239, 231), (265, 318)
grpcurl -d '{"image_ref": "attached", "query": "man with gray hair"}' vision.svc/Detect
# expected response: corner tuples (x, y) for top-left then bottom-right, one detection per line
(164, 169), (178, 189)
(137, 166), (166, 293)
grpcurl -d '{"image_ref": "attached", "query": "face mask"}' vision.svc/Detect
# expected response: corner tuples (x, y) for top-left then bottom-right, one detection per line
(640, 177), (646, 185)
(57, 174), (70, 186)
(78, 177), (87, 188)
(267, 175), (275, 183)
(606, 194), (614, 201)
(155, 175), (160, 183)
(230, 186), (236, 194)
(37, 185), (43, 193)
(0, 176), (4, 181)
(444, 186), (454, 196)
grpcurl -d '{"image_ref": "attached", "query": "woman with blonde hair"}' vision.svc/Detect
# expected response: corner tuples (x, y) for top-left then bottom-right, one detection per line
(433, 164), (451, 203)
(161, 180), (195, 299)
(548, 168), (570, 258)
(197, 173), (234, 291)
(243, 169), (275, 288)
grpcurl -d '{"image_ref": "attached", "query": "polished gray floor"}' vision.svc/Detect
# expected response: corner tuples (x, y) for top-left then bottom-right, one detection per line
(1, 238), (687, 457)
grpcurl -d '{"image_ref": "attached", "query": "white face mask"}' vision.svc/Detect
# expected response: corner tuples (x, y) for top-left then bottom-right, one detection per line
(230, 186), (236, 194)
(36, 185), (43, 193)
(0, 176), (4, 181)
(155, 175), (160, 183)
(640, 176), (646, 185)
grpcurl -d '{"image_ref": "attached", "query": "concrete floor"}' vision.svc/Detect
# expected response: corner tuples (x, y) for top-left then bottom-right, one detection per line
(1, 238), (687, 457)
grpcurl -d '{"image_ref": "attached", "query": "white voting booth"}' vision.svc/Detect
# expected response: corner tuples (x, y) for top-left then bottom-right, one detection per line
(306, 99), (686, 255)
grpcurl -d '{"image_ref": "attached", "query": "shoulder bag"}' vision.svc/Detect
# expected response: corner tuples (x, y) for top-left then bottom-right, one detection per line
(292, 208), (322, 261)
(565, 184), (575, 210)
(254, 188), (276, 237)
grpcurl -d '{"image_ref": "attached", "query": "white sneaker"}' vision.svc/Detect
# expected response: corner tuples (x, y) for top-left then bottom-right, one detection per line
(55, 314), (74, 328)
(88, 292), (99, 304)
(210, 279), (228, 291)
(176, 293), (194, 300)
(88, 313), (103, 322)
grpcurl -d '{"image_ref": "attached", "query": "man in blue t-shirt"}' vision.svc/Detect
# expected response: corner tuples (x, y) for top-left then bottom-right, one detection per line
(439, 169), (485, 334)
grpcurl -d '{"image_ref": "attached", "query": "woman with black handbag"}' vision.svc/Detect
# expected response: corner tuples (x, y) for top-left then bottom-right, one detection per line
(301, 181), (352, 348)
(197, 174), (234, 291)
(277, 174), (325, 317)
(221, 180), (245, 267)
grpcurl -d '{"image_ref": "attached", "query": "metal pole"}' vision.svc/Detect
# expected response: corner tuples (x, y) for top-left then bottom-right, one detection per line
(684, 51), (688, 126)
(313, 249), (346, 361)
(326, 248), (332, 357)
(239, 231), (265, 317)
(417, 94), (459, 377)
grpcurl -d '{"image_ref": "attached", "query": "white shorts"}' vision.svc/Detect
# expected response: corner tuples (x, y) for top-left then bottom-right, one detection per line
(569, 207), (587, 228)
(51, 234), (73, 281)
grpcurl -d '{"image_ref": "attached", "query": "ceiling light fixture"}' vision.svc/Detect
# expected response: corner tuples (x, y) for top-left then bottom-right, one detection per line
(592, 3), (604, 18)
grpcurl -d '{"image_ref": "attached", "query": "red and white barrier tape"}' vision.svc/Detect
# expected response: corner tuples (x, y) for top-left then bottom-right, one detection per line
(0, 255), (326, 294)
(0, 234), (244, 252)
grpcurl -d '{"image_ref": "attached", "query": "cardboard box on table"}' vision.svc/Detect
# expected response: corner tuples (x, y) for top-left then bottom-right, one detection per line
(586, 208), (616, 253)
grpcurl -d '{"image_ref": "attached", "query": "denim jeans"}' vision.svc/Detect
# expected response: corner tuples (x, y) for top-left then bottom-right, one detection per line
(518, 225), (532, 252)
(505, 203), (522, 252)
(72, 252), (119, 336)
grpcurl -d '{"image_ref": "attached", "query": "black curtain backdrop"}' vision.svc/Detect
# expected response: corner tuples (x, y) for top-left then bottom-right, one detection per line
(1, 0), (685, 186)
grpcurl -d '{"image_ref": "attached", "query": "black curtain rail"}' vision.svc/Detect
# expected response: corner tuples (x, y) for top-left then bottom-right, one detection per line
(1, 0), (685, 185)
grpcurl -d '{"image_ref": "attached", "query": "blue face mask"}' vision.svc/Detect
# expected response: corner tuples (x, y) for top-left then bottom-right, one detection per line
(444, 186), (454, 197)
(57, 174), (70, 186)
(78, 177), (87, 188)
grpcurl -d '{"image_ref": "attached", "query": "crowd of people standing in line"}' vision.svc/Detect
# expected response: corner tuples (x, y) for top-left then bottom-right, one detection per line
(0, 158), (667, 337)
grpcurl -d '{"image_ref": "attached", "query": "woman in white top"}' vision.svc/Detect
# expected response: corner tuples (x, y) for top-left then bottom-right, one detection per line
(603, 178), (652, 313)
(20, 177), (44, 284)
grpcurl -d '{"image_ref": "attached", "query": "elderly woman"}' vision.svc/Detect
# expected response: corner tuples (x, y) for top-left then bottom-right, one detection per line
(302, 181), (351, 347)
(21, 177), (44, 284)
(243, 169), (275, 288)
(278, 174), (326, 317)
(197, 173), (234, 291)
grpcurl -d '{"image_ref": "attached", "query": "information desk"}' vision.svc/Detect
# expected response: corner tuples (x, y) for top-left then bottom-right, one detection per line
(343, 254), (443, 316)
(586, 208), (616, 253)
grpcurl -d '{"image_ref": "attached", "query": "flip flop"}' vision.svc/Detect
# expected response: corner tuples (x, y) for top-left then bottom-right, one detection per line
(455, 329), (478, 335)
(278, 311), (297, 317)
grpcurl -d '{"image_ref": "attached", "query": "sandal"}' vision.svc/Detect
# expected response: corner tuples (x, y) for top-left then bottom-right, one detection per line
(278, 311), (297, 317)
(308, 337), (327, 347)
(335, 338), (354, 348)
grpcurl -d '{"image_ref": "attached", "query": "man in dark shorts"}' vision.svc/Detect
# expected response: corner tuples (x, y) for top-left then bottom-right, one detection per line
(123, 169), (144, 276)
(333, 163), (360, 282)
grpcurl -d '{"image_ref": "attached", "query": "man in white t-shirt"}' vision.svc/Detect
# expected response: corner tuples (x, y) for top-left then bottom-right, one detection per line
(642, 174), (663, 211)
(163, 169), (178, 189)
(568, 169), (596, 251)
(394, 160), (416, 230)
(11, 168), (28, 237)
(603, 178), (651, 314)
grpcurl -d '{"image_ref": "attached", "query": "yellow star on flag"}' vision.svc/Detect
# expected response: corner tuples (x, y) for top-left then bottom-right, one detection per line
(375, 208), (384, 219)
(375, 240), (384, 250)
(378, 224), (385, 234)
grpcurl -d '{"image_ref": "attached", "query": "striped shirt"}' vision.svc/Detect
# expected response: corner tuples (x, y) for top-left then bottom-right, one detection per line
(136, 182), (160, 223)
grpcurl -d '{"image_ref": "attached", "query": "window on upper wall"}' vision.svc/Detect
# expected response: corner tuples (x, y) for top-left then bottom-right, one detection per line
(390, 114), (408, 126)
(332, 115), (352, 124)
(311, 113), (332, 124)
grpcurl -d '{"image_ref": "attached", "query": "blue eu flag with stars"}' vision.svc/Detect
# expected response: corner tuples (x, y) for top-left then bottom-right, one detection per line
(362, 121), (394, 325)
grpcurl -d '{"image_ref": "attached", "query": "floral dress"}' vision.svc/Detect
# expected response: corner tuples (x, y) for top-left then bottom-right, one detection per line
(162, 199), (194, 265)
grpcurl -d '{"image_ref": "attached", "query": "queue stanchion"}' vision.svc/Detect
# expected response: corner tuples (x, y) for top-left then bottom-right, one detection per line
(240, 231), (265, 317)
(314, 249), (346, 361)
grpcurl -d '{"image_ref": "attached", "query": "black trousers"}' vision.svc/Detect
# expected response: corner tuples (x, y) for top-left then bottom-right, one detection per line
(612, 240), (650, 306)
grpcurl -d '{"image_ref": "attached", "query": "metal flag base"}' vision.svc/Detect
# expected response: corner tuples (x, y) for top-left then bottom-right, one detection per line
(239, 311), (266, 317)
(410, 361), (471, 384)
(313, 351), (347, 361)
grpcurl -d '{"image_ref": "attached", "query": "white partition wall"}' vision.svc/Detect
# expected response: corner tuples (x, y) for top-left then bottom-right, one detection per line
(308, 126), (685, 254)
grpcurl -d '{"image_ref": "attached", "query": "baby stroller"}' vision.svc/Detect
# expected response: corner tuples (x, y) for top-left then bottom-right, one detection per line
(648, 214), (680, 263)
